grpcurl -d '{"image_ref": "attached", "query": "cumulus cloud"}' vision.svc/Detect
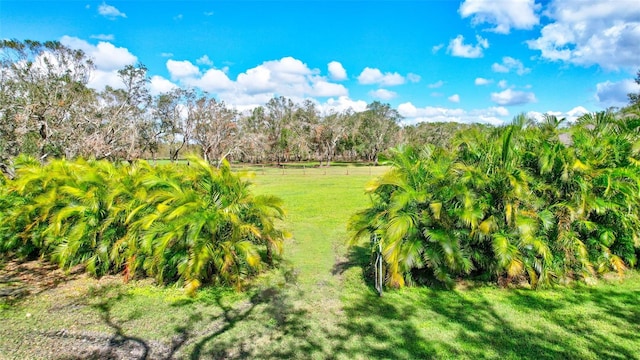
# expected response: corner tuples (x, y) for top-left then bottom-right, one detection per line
(369, 89), (397, 100)
(357, 67), (405, 86)
(189, 68), (234, 92)
(491, 89), (537, 106)
(196, 55), (214, 66)
(432, 44), (445, 53)
(498, 80), (508, 89)
(492, 56), (530, 75)
(320, 96), (368, 113)
(566, 106), (589, 119)
(59, 36), (137, 89)
(447, 35), (489, 58)
(98, 2), (126, 19)
(311, 81), (348, 97)
(448, 94), (461, 103)
(235, 57), (318, 96)
(459, 0), (539, 34)
(149, 75), (178, 95)
(527, 0), (640, 70)
(398, 102), (508, 125)
(61, 36), (137, 71)
(166, 59), (201, 80)
(163, 56), (348, 103)
(595, 79), (640, 108)
(527, 106), (590, 123)
(328, 61), (347, 81)
(475, 77), (492, 85)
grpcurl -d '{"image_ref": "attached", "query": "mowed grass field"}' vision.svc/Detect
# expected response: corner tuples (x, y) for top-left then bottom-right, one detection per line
(1, 165), (639, 359)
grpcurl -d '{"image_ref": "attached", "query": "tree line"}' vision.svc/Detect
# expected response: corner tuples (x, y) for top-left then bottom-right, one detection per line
(1, 39), (478, 177)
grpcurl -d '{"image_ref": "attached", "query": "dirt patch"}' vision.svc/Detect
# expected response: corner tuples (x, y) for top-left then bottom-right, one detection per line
(0, 259), (89, 300)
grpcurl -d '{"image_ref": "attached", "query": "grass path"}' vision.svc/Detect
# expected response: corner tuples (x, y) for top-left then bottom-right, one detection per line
(248, 166), (386, 358)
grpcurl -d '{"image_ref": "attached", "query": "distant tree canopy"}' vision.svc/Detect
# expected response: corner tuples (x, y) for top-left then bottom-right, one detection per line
(4, 38), (639, 179)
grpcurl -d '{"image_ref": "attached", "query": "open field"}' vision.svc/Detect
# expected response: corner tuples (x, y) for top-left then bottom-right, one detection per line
(1, 166), (639, 359)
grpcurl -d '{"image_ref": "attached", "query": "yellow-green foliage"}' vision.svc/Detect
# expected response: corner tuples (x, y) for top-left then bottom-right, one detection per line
(350, 112), (640, 289)
(0, 155), (286, 294)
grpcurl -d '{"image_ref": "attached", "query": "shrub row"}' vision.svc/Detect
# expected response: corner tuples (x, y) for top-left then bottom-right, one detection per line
(350, 113), (640, 288)
(0, 156), (287, 294)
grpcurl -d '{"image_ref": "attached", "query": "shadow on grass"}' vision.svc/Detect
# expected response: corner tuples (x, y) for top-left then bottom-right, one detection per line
(29, 257), (639, 359)
(52, 284), (153, 360)
(328, 280), (640, 359)
(331, 244), (370, 277)
(176, 285), (323, 359)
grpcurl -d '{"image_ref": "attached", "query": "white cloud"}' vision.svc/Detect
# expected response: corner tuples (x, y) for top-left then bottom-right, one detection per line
(234, 57), (318, 96)
(369, 89), (397, 100)
(60, 36), (137, 72)
(528, 0), (640, 70)
(447, 35), (489, 58)
(428, 80), (444, 88)
(98, 2), (126, 19)
(204, 11), (214, 16)
(57, 37), (351, 106)
(163, 56), (348, 102)
(311, 81), (348, 97)
(432, 44), (445, 53)
(189, 68), (234, 92)
(492, 63), (509, 73)
(161, 52), (173, 58)
(196, 55), (214, 66)
(491, 89), (537, 106)
(595, 79), (640, 108)
(566, 106), (590, 119)
(357, 67), (405, 86)
(149, 75), (178, 95)
(86, 70), (126, 90)
(498, 80), (508, 89)
(475, 77), (492, 85)
(320, 96), (368, 113)
(59, 36), (137, 89)
(527, 106), (590, 123)
(236, 66), (275, 94)
(90, 34), (114, 41)
(492, 56), (531, 75)
(459, 0), (539, 34)
(407, 73), (421, 83)
(328, 61), (347, 81)
(166, 59), (200, 80)
(448, 94), (461, 103)
(398, 102), (507, 125)
(93, 44), (136, 71)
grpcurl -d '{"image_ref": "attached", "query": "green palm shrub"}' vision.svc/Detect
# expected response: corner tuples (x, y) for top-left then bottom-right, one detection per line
(350, 112), (640, 289)
(0, 156), (286, 294)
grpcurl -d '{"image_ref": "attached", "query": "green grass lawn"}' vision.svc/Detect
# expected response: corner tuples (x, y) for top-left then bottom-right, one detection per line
(1, 166), (639, 359)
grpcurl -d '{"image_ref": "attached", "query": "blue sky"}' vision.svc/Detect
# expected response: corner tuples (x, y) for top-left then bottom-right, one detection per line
(2, 0), (640, 124)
